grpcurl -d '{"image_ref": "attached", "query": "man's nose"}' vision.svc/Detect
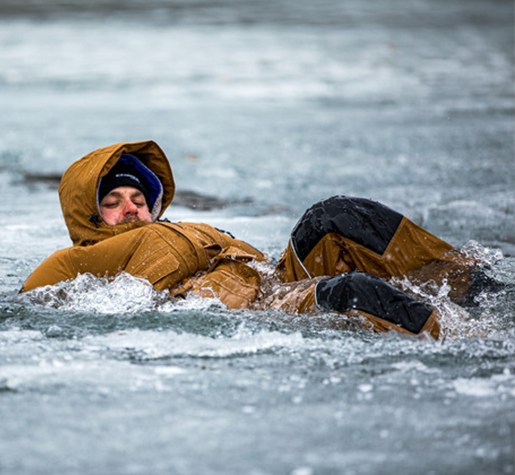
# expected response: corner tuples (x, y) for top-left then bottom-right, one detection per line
(123, 200), (138, 214)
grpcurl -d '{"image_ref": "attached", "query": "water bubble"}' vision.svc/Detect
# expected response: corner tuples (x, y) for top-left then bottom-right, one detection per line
(379, 429), (389, 439)
(44, 325), (64, 338)
(358, 383), (373, 393)
(461, 240), (504, 267)
(290, 468), (314, 475)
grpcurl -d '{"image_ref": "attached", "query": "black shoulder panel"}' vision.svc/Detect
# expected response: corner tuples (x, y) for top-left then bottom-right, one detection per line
(315, 272), (433, 334)
(291, 195), (403, 261)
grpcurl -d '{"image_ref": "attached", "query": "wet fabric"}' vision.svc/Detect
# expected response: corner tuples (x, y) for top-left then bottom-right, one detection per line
(22, 141), (266, 308)
(291, 196), (403, 261)
(276, 201), (462, 283)
(315, 272), (435, 335)
(21, 141), (477, 339)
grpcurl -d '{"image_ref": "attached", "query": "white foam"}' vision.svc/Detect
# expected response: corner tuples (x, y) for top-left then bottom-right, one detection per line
(158, 294), (226, 312)
(0, 329), (44, 344)
(389, 274), (504, 341)
(453, 371), (515, 398)
(0, 358), (190, 394)
(461, 240), (504, 267)
(391, 360), (439, 374)
(25, 272), (167, 314)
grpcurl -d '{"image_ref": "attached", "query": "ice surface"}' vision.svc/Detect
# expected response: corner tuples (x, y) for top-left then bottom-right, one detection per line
(0, 1), (514, 474)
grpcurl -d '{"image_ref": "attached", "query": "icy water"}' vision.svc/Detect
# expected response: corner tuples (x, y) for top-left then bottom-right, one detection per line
(1, 1), (514, 474)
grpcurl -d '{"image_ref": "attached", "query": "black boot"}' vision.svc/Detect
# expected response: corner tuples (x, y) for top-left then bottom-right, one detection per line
(315, 272), (435, 335)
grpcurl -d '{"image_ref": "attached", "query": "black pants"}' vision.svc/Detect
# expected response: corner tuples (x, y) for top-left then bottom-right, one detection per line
(277, 195), (460, 337)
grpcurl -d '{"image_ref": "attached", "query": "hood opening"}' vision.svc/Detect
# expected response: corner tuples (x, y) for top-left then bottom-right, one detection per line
(59, 140), (175, 246)
(97, 153), (164, 221)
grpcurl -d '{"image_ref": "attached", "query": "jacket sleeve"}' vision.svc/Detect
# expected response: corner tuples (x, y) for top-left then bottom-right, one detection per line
(187, 260), (262, 309)
(21, 248), (79, 292)
(20, 223), (265, 297)
(20, 227), (156, 292)
(21, 222), (267, 305)
(170, 244), (266, 309)
(20, 237), (135, 292)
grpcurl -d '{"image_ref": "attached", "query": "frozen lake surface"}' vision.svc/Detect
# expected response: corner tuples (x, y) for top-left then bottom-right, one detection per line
(0, 1), (514, 474)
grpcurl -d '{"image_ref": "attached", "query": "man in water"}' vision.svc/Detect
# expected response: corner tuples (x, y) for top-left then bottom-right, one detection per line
(22, 140), (482, 339)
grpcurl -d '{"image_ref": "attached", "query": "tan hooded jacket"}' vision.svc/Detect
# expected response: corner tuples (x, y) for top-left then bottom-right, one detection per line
(21, 140), (266, 308)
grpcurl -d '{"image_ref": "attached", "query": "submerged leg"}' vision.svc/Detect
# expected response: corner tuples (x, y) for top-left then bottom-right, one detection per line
(315, 272), (440, 338)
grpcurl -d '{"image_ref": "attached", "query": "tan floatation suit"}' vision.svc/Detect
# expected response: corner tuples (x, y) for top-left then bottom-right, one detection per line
(21, 140), (267, 309)
(21, 140), (473, 339)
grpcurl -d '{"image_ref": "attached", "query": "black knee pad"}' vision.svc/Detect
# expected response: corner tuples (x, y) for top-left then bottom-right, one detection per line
(291, 195), (403, 261)
(315, 272), (434, 334)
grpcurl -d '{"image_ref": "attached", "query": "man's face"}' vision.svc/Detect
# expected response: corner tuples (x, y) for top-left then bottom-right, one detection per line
(99, 186), (153, 226)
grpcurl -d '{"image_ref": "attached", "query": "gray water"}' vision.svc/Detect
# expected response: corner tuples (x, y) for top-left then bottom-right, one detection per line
(0, 1), (514, 474)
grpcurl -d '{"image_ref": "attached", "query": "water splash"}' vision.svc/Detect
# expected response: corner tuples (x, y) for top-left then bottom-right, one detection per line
(392, 278), (510, 341)
(21, 242), (512, 341)
(383, 239), (515, 340)
(24, 272), (169, 314)
(461, 240), (504, 268)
